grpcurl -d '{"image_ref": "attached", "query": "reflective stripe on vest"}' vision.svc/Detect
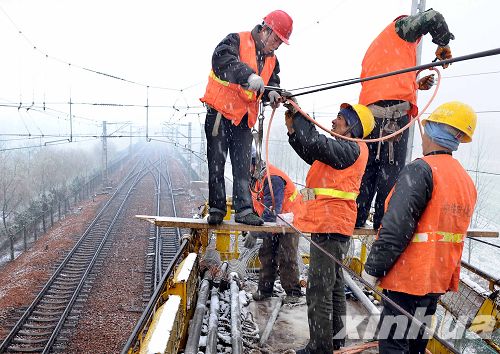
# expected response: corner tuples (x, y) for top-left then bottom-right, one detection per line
(293, 142), (369, 234)
(289, 189), (298, 202)
(313, 187), (358, 201)
(200, 32), (276, 128)
(379, 154), (477, 296)
(208, 70), (255, 101)
(412, 232), (465, 243)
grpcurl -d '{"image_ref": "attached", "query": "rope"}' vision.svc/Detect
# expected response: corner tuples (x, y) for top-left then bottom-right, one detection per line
(283, 67), (441, 144)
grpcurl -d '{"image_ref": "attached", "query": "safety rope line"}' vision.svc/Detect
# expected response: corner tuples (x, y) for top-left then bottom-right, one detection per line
(290, 47), (500, 98)
(283, 67), (441, 144)
(252, 196), (460, 354)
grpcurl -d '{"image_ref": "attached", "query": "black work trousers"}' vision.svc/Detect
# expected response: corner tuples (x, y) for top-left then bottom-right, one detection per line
(305, 233), (350, 354)
(258, 232), (301, 295)
(356, 115), (409, 229)
(204, 109), (253, 217)
(378, 289), (440, 354)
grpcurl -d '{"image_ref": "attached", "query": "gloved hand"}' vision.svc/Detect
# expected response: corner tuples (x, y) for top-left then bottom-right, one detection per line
(268, 90), (281, 109)
(243, 232), (257, 249)
(435, 45), (452, 69)
(283, 96), (298, 114)
(361, 269), (379, 289)
(417, 74), (435, 90)
(247, 73), (264, 94)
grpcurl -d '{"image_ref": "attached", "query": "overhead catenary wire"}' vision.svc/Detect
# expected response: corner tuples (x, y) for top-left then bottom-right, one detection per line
(290, 47), (500, 98)
(0, 4), (196, 93)
(468, 237), (500, 249)
(0, 137), (100, 152)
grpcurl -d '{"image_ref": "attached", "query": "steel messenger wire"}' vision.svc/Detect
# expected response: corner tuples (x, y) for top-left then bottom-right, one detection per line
(290, 47), (500, 98)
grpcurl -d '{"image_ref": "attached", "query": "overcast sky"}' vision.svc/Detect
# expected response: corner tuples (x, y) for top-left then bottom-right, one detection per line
(1, 0), (500, 169)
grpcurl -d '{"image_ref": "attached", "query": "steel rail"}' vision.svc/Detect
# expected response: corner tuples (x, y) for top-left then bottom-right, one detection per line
(0, 161), (144, 353)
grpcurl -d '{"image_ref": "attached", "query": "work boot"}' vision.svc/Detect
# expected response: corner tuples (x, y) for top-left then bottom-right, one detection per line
(235, 212), (264, 226)
(252, 290), (273, 301)
(283, 290), (305, 305)
(207, 212), (224, 225)
(294, 347), (313, 354)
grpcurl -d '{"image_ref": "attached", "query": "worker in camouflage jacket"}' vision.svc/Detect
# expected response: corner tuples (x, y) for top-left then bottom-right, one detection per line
(356, 9), (455, 231)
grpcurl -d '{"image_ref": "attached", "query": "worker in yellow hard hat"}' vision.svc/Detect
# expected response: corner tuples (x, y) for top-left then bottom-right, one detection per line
(284, 99), (375, 353)
(362, 102), (477, 354)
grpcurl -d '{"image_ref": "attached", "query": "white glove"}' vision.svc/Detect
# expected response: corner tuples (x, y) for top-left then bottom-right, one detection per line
(268, 90), (281, 109)
(361, 269), (379, 289)
(243, 232), (257, 249)
(247, 73), (264, 94)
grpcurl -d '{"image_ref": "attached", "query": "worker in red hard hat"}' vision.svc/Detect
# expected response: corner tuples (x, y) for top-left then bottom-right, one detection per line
(200, 10), (293, 226)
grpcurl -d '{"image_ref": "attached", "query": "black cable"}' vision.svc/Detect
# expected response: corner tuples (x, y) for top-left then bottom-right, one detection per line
(0, 5), (183, 92)
(466, 169), (500, 177)
(468, 237), (500, 249)
(288, 77), (359, 92)
(291, 48), (500, 98)
(290, 69), (500, 93)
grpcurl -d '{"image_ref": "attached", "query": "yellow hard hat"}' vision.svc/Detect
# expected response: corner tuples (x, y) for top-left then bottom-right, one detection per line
(340, 103), (375, 138)
(423, 101), (477, 143)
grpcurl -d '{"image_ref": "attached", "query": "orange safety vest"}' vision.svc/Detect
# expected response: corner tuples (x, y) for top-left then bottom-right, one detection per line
(358, 17), (420, 117)
(252, 164), (301, 217)
(200, 31), (276, 128)
(379, 154), (477, 296)
(293, 142), (368, 234)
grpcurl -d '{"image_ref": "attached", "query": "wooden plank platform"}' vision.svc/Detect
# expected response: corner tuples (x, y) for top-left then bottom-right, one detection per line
(136, 215), (293, 233)
(135, 215), (499, 238)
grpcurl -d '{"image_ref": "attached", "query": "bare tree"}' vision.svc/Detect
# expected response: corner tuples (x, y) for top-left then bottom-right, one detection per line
(464, 132), (500, 263)
(0, 150), (24, 260)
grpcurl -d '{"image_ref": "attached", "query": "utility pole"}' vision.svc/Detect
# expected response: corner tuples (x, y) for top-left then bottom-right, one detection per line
(102, 121), (108, 187)
(200, 123), (206, 180)
(406, 0), (426, 164)
(188, 122), (192, 181)
(129, 125), (133, 155)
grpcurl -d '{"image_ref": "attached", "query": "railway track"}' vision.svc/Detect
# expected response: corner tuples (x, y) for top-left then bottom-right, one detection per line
(0, 162), (149, 353)
(143, 157), (182, 302)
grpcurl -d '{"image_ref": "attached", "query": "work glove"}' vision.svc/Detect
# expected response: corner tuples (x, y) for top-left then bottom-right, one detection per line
(243, 231), (257, 249)
(247, 73), (264, 94)
(283, 96), (298, 115)
(435, 45), (452, 69)
(361, 269), (379, 289)
(417, 74), (435, 90)
(268, 90), (281, 109)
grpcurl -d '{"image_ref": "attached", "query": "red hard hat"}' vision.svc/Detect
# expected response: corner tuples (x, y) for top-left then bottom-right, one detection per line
(263, 10), (293, 45)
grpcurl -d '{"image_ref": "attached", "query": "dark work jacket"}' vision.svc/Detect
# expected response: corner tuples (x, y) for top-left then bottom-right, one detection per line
(288, 112), (361, 241)
(364, 156), (435, 277)
(259, 175), (285, 222)
(212, 25), (280, 102)
(288, 112), (360, 169)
